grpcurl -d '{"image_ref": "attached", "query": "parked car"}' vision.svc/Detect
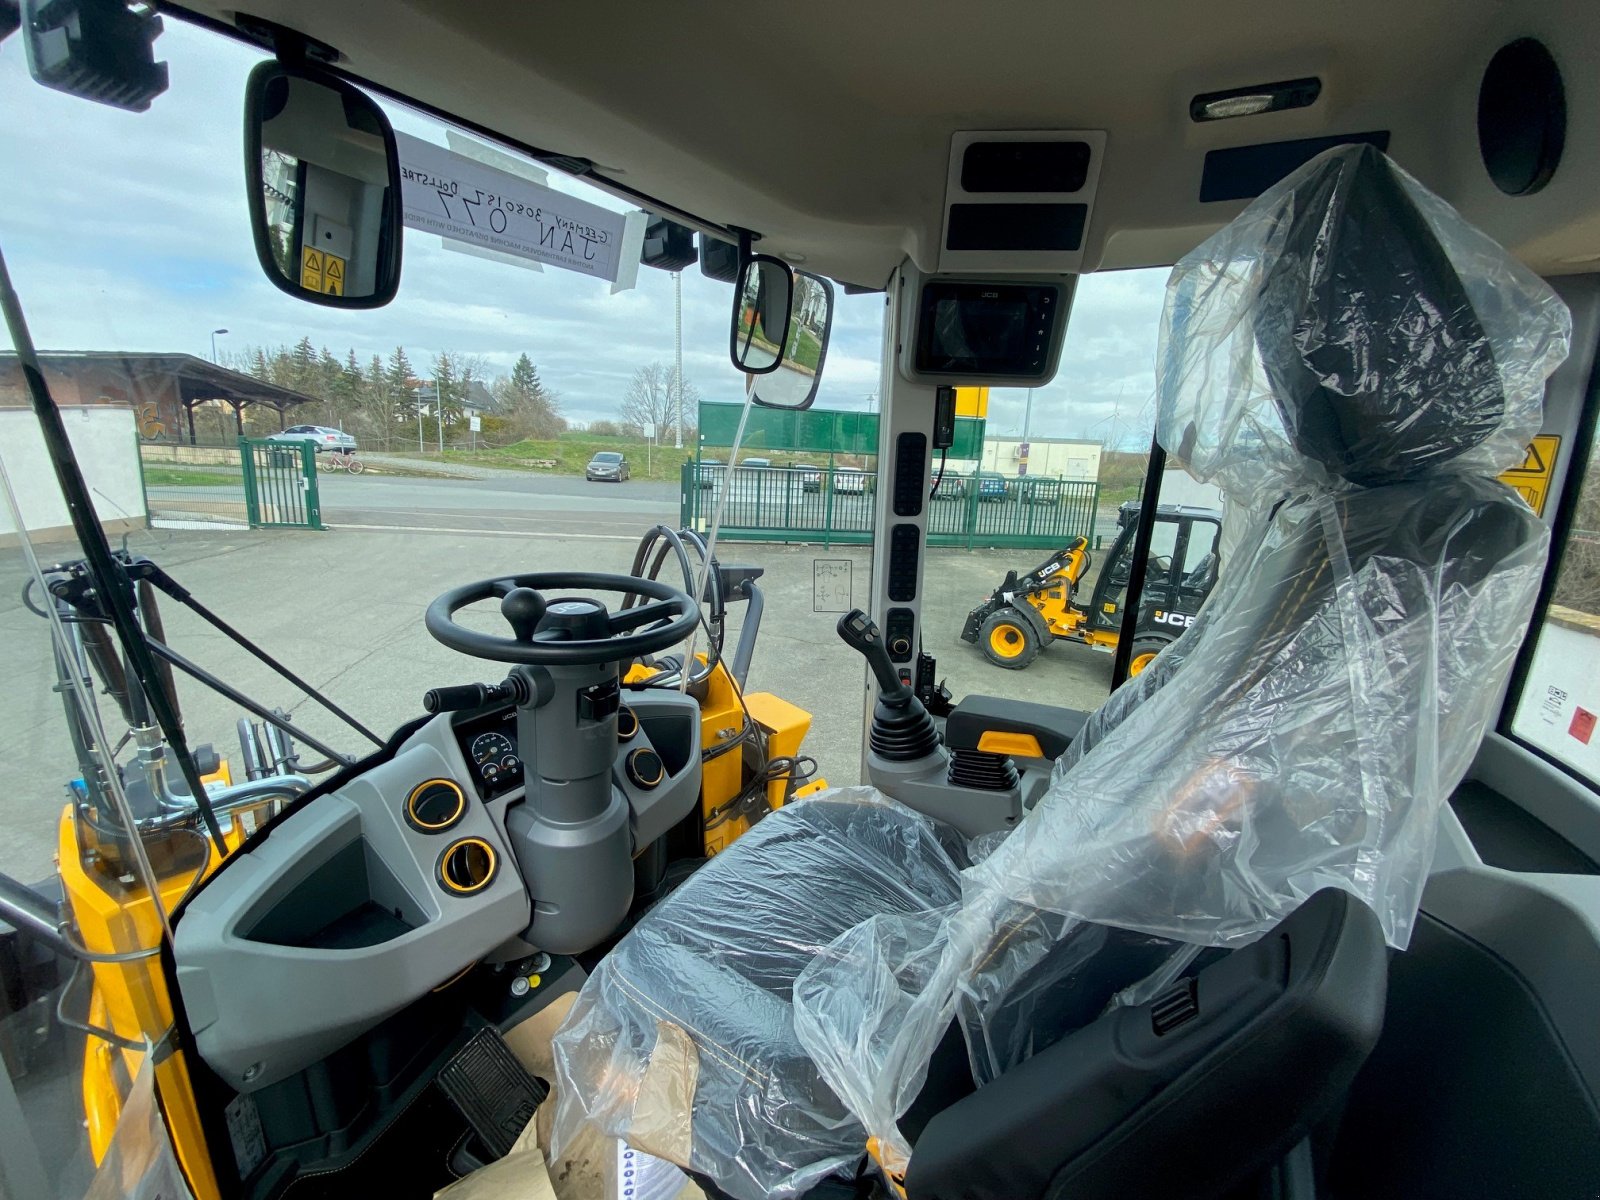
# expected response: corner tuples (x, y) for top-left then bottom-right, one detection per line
(1022, 477), (1063, 505)
(696, 458), (722, 488)
(800, 467), (823, 493)
(585, 451), (630, 482)
(933, 472), (968, 500)
(977, 472), (1008, 502)
(741, 457), (772, 469)
(267, 425), (356, 453)
(834, 468), (869, 494)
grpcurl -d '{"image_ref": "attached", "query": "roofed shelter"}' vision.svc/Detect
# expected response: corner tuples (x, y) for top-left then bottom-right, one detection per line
(0, 352), (317, 445)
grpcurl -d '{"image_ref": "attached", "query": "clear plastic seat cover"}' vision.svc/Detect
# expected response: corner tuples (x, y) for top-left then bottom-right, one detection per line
(555, 145), (1572, 1196)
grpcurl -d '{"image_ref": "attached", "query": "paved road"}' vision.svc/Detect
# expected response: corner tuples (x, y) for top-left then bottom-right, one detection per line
(153, 468), (1130, 547)
(152, 472), (682, 538)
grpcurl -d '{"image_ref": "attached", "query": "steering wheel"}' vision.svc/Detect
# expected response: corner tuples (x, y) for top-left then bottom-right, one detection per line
(426, 571), (699, 666)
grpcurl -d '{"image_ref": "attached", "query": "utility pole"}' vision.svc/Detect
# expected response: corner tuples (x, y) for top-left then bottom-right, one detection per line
(436, 403), (444, 454)
(674, 271), (684, 449)
(1023, 388), (1035, 440)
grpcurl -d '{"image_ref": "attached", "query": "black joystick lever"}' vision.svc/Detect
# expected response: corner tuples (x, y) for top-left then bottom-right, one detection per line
(501, 587), (547, 643)
(837, 608), (912, 698)
(837, 609), (939, 762)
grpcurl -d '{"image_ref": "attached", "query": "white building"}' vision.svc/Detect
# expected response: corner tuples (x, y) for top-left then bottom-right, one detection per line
(978, 437), (1102, 480)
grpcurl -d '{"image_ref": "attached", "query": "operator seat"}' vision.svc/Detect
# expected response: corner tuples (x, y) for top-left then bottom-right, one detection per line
(553, 146), (1567, 1200)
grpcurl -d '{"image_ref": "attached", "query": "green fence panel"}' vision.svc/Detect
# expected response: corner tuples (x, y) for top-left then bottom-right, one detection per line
(680, 464), (1098, 550)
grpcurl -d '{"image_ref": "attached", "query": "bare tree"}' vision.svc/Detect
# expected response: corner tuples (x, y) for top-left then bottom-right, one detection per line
(619, 362), (700, 436)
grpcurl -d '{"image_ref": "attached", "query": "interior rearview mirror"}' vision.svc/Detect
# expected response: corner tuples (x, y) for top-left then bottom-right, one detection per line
(751, 271), (834, 410)
(244, 61), (403, 308)
(730, 255), (793, 375)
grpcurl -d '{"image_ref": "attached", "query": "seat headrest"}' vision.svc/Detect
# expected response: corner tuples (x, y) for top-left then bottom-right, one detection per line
(1158, 144), (1569, 506)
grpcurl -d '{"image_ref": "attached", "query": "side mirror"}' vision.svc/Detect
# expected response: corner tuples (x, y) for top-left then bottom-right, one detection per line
(730, 255), (793, 375)
(751, 271), (834, 410)
(244, 61), (403, 308)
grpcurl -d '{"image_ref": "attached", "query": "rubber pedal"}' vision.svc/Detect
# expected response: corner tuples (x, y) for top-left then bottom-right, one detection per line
(437, 1027), (551, 1160)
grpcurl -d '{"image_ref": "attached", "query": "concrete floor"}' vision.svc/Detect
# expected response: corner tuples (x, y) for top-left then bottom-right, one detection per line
(0, 523), (1115, 880)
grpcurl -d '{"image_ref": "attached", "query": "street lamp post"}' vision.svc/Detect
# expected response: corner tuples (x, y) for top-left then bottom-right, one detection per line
(211, 328), (229, 363)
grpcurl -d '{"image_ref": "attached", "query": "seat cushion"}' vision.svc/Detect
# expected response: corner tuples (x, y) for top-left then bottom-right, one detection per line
(552, 789), (965, 1200)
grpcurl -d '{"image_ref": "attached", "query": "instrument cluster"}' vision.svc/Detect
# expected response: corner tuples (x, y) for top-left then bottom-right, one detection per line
(455, 706), (523, 797)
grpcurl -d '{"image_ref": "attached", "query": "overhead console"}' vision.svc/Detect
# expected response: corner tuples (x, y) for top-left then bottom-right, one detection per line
(938, 130), (1106, 274)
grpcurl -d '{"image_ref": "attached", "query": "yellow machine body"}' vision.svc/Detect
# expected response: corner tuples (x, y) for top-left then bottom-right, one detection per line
(59, 759), (263, 1200)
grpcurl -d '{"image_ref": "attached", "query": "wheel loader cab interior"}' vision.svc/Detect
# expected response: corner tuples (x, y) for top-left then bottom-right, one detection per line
(8, 5), (1600, 1200)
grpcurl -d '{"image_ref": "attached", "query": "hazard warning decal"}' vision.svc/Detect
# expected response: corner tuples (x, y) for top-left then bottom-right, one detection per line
(1499, 434), (1561, 516)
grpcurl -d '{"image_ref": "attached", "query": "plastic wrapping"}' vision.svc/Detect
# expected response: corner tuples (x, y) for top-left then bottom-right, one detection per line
(557, 144), (1571, 1195)
(551, 788), (965, 1200)
(793, 144), (1567, 1176)
(1156, 145), (1567, 512)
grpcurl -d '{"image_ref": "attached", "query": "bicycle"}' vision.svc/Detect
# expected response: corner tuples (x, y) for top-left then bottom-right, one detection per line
(320, 449), (364, 474)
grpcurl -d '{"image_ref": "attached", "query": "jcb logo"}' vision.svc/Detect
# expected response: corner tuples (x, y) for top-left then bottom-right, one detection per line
(1153, 609), (1195, 629)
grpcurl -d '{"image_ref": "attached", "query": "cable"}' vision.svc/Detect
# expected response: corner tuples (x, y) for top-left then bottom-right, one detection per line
(930, 448), (949, 499)
(56, 957), (149, 1052)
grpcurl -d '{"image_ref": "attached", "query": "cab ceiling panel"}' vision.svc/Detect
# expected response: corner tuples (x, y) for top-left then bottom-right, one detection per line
(191, 0), (1600, 282)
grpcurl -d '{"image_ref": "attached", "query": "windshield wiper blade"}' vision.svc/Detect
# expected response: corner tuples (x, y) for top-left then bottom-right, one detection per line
(0, 245), (227, 853)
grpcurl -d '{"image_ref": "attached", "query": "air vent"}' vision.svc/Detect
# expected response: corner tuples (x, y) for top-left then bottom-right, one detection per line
(1151, 978), (1200, 1035)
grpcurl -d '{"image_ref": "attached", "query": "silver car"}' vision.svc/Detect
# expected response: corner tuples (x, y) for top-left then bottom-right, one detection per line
(586, 451), (631, 482)
(268, 424), (357, 453)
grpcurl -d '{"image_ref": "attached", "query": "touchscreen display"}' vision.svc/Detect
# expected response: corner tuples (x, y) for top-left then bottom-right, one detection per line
(915, 281), (1059, 377)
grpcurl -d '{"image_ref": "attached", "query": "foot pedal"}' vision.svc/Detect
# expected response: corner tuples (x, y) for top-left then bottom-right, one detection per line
(437, 1027), (550, 1160)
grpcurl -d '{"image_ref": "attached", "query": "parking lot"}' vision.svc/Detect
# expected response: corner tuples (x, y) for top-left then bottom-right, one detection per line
(0, 518), (1118, 881)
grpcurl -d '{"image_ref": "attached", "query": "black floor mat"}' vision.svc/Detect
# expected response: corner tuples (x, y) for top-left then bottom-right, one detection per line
(277, 1082), (470, 1200)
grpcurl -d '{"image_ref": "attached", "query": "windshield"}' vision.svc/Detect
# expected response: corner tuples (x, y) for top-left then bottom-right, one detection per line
(0, 17), (895, 1194)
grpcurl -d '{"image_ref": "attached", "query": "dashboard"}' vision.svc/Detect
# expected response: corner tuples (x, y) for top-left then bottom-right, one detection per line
(172, 689), (704, 1094)
(454, 706), (524, 797)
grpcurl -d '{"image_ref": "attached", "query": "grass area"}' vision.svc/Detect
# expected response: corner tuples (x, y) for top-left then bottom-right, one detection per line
(141, 466), (240, 488)
(787, 323), (823, 371)
(442, 432), (697, 481)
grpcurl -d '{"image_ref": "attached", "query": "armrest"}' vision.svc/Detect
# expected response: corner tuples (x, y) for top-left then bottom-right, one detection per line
(944, 695), (1091, 760)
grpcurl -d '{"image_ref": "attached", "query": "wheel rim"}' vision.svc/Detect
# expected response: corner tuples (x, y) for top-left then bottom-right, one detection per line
(1129, 650), (1159, 676)
(988, 623), (1026, 659)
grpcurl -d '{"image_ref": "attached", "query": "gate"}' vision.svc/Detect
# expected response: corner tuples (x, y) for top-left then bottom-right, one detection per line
(240, 439), (324, 530)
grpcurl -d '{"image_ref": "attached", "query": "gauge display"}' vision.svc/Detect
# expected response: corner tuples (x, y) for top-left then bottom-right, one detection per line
(471, 731), (516, 767)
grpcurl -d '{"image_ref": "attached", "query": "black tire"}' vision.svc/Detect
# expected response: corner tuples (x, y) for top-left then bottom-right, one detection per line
(979, 608), (1042, 670)
(1127, 636), (1171, 678)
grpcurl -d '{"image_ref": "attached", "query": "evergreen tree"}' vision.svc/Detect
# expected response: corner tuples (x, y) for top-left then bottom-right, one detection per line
(430, 350), (463, 439)
(510, 353), (542, 399)
(386, 346), (419, 428)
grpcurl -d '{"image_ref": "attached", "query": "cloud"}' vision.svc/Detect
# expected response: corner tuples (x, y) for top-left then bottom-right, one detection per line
(0, 20), (1166, 437)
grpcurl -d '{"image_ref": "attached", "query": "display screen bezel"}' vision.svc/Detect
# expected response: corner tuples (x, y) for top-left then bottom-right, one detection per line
(912, 280), (1063, 379)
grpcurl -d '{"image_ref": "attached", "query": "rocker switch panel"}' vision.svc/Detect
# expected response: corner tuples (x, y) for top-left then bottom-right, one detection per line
(894, 432), (928, 517)
(888, 524), (920, 602)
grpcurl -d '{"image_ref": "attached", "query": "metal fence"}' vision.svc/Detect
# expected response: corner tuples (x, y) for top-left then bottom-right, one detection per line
(141, 440), (323, 530)
(681, 463), (1099, 549)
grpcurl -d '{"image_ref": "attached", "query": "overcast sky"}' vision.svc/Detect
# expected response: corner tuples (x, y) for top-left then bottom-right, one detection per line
(0, 20), (1169, 447)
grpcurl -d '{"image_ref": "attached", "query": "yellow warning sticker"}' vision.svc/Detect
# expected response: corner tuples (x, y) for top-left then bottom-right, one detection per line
(1499, 433), (1561, 516)
(321, 253), (345, 296)
(299, 246), (323, 291)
